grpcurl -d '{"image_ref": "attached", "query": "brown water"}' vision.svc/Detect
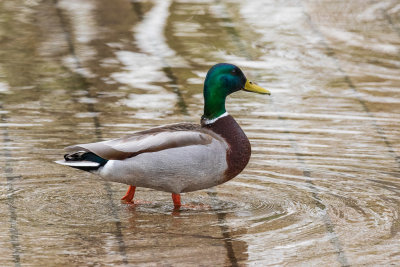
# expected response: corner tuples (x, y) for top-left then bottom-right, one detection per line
(1, 0), (400, 266)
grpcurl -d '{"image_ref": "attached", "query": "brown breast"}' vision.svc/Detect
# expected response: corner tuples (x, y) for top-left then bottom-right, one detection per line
(202, 115), (251, 182)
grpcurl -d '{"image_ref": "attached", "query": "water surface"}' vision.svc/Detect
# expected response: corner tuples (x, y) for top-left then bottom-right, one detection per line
(1, 0), (400, 265)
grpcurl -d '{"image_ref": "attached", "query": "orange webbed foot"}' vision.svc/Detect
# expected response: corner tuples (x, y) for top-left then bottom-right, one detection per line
(172, 193), (181, 209)
(171, 193), (211, 210)
(121, 185), (136, 203)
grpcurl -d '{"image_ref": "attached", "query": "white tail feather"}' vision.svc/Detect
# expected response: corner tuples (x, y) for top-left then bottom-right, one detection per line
(54, 160), (100, 167)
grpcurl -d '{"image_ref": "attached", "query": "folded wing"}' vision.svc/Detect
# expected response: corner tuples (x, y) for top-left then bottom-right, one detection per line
(65, 123), (216, 160)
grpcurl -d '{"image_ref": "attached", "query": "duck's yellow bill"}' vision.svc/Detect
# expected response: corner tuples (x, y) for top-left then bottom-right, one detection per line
(243, 80), (271, 95)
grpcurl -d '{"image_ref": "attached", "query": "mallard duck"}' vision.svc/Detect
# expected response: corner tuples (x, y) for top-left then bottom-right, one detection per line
(56, 63), (270, 208)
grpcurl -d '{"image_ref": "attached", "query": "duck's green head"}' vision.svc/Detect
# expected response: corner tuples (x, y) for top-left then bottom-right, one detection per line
(202, 63), (270, 120)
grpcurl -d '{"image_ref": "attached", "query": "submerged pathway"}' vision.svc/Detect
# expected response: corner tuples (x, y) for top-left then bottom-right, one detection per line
(0, 0), (399, 265)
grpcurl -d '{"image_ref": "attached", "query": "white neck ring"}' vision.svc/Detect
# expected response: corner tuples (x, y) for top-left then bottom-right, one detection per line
(202, 112), (229, 125)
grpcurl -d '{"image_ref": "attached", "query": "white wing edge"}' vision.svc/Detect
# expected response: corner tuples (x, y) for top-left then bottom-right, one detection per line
(54, 160), (100, 167)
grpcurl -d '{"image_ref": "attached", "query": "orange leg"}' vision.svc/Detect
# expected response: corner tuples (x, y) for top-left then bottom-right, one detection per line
(121, 185), (136, 203)
(172, 193), (181, 208)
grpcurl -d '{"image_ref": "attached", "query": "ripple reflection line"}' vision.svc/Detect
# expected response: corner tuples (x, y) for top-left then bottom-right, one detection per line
(215, 2), (349, 266)
(384, 8), (400, 37)
(131, 0), (188, 115)
(301, 2), (400, 171)
(1, 108), (22, 267)
(207, 190), (239, 267)
(134, 1), (239, 263)
(53, 1), (129, 264)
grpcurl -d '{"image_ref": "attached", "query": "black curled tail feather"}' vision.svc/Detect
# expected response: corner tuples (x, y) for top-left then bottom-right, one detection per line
(64, 151), (108, 172)
(64, 151), (108, 165)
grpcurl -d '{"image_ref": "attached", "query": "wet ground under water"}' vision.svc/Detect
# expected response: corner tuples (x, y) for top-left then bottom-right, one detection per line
(1, 0), (400, 266)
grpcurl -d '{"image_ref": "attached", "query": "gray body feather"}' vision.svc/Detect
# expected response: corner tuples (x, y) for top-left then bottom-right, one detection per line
(63, 123), (229, 193)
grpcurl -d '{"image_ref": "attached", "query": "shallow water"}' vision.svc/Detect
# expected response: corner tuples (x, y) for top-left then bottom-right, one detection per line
(1, 0), (400, 265)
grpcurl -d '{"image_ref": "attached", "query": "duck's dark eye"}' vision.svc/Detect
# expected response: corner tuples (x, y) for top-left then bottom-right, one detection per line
(231, 68), (238, 75)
